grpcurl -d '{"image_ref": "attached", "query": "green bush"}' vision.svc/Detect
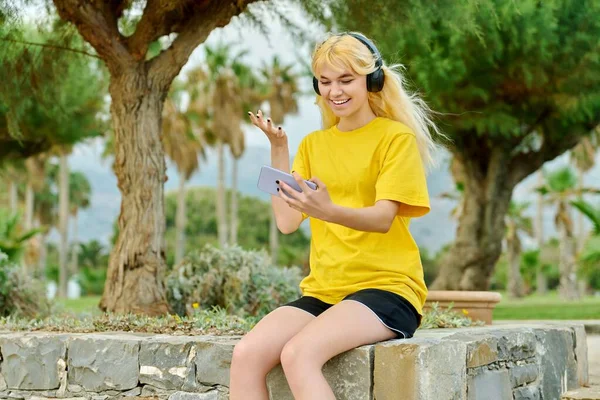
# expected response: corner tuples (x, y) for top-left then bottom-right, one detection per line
(0, 251), (52, 318)
(166, 244), (302, 318)
(77, 266), (107, 296)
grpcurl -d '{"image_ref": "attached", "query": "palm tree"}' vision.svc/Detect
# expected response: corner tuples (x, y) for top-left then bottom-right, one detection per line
(23, 155), (47, 231)
(260, 56), (301, 263)
(162, 87), (206, 266)
(20, 154), (47, 274)
(78, 240), (109, 270)
(504, 201), (533, 298)
(570, 127), (600, 251)
(68, 171), (92, 276)
(534, 170), (548, 294)
(57, 148), (70, 298)
(34, 181), (58, 280)
(228, 61), (264, 245)
(203, 43), (248, 248)
(537, 167), (600, 300)
(1, 161), (23, 213)
(571, 199), (600, 294)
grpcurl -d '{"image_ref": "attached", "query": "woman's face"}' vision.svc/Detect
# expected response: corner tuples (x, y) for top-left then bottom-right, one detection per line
(317, 65), (369, 118)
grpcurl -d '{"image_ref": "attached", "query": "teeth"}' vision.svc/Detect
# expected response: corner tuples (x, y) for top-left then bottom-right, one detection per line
(332, 99), (349, 105)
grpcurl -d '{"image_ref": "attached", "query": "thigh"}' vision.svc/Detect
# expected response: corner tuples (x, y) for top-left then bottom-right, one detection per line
(284, 300), (396, 367)
(234, 305), (315, 370)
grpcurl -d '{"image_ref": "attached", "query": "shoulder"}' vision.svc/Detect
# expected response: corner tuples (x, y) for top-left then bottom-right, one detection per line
(376, 118), (415, 139)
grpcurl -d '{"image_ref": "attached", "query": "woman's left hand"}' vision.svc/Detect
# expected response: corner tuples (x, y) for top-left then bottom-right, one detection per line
(278, 172), (335, 221)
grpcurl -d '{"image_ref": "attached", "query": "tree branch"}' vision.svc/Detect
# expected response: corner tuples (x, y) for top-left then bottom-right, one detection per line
(126, 0), (199, 61)
(148, 0), (260, 92)
(508, 119), (600, 186)
(52, 0), (134, 75)
(0, 37), (101, 59)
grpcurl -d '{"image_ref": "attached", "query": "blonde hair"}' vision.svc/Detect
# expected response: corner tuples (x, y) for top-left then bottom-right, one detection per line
(311, 32), (442, 169)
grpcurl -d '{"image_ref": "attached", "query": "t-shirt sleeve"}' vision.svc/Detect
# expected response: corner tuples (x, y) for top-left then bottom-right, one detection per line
(291, 138), (310, 222)
(375, 133), (430, 217)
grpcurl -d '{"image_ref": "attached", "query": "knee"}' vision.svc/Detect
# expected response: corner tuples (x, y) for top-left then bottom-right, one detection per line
(231, 338), (258, 369)
(280, 339), (311, 373)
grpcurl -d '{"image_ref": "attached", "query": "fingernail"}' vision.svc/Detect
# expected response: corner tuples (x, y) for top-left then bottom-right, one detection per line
(267, 118), (271, 122)
(292, 170), (295, 173)
(278, 127), (282, 130)
(277, 188), (280, 192)
(247, 111), (251, 114)
(275, 180), (279, 184)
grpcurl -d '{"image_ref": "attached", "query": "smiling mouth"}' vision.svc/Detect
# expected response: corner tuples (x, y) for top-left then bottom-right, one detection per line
(331, 99), (350, 105)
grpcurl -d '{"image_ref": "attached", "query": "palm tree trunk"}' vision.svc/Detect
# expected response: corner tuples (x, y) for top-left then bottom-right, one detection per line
(558, 220), (579, 300)
(9, 181), (18, 213)
(535, 171), (548, 294)
(23, 183), (35, 275)
(58, 153), (70, 298)
(216, 139), (228, 247)
(24, 184), (34, 230)
(229, 158), (238, 245)
(574, 171), (588, 294)
(175, 175), (187, 266)
(270, 209), (279, 265)
(38, 233), (48, 282)
(70, 210), (79, 276)
(576, 169), (585, 252)
(506, 234), (525, 298)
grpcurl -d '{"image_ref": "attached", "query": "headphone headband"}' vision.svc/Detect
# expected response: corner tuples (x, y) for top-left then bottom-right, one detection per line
(345, 32), (383, 69)
(312, 32), (385, 95)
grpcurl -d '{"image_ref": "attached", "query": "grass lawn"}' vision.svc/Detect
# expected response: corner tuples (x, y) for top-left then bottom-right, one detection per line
(493, 291), (600, 320)
(55, 296), (102, 315)
(55, 291), (600, 321)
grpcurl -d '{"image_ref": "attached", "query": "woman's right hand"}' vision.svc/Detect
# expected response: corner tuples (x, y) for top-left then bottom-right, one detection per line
(248, 110), (289, 148)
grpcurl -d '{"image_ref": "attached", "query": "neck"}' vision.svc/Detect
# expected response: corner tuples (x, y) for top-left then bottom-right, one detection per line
(336, 106), (377, 132)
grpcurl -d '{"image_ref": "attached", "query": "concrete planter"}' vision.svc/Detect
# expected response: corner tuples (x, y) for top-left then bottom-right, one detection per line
(424, 290), (502, 324)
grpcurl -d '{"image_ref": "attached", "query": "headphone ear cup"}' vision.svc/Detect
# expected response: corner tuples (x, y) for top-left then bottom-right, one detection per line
(312, 77), (321, 95)
(368, 69), (385, 92)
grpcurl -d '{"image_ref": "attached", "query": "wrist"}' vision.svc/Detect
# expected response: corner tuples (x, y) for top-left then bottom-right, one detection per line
(270, 143), (289, 153)
(326, 204), (342, 224)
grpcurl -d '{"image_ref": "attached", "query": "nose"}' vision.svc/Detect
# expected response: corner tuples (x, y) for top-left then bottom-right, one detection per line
(330, 83), (344, 97)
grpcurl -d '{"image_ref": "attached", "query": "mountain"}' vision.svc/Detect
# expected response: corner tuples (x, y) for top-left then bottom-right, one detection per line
(64, 141), (599, 254)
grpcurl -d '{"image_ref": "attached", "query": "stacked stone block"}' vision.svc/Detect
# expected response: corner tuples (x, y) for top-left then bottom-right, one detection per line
(0, 324), (588, 400)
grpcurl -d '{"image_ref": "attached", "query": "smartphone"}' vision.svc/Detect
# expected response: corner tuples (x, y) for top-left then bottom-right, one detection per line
(257, 165), (317, 197)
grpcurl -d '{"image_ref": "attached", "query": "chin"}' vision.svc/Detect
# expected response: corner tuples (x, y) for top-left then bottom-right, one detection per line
(329, 108), (353, 118)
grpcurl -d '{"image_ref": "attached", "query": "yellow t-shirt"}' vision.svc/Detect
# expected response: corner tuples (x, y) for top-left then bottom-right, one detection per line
(291, 117), (430, 315)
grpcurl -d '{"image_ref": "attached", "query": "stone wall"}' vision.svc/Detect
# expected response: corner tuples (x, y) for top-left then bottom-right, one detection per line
(0, 323), (588, 400)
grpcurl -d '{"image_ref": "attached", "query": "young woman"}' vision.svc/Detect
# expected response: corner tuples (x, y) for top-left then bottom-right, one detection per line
(230, 32), (441, 400)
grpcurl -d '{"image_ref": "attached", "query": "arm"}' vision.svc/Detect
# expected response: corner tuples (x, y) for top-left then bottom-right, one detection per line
(278, 174), (400, 233)
(270, 145), (303, 234)
(248, 110), (303, 234)
(327, 200), (399, 233)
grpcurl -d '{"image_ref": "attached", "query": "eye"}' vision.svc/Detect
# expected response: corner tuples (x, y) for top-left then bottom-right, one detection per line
(341, 80), (353, 84)
(320, 81), (331, 85)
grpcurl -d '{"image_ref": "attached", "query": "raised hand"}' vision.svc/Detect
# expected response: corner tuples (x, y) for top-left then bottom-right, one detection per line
(248, 109), (288, 148)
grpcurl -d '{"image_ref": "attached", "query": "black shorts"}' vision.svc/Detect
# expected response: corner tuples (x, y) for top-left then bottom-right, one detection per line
(282, 288), (421, 339)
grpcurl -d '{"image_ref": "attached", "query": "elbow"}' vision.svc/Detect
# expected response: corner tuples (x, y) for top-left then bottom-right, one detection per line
(378, 217), (395, 233)
(278, 222), (298, 235)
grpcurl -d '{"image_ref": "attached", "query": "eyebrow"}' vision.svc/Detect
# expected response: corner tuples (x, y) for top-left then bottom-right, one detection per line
(319, 73), (354, 80)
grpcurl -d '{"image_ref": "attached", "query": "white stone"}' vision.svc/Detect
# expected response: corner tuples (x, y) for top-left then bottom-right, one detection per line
(168, 391), (218, 400)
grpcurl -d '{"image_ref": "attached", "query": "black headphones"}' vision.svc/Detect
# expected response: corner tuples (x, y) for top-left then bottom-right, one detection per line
(312, 32), (385, 96)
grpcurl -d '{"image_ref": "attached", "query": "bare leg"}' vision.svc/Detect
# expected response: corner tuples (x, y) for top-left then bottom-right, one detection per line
(229, 306), (314, 400)
(280, 300), (396, 400)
